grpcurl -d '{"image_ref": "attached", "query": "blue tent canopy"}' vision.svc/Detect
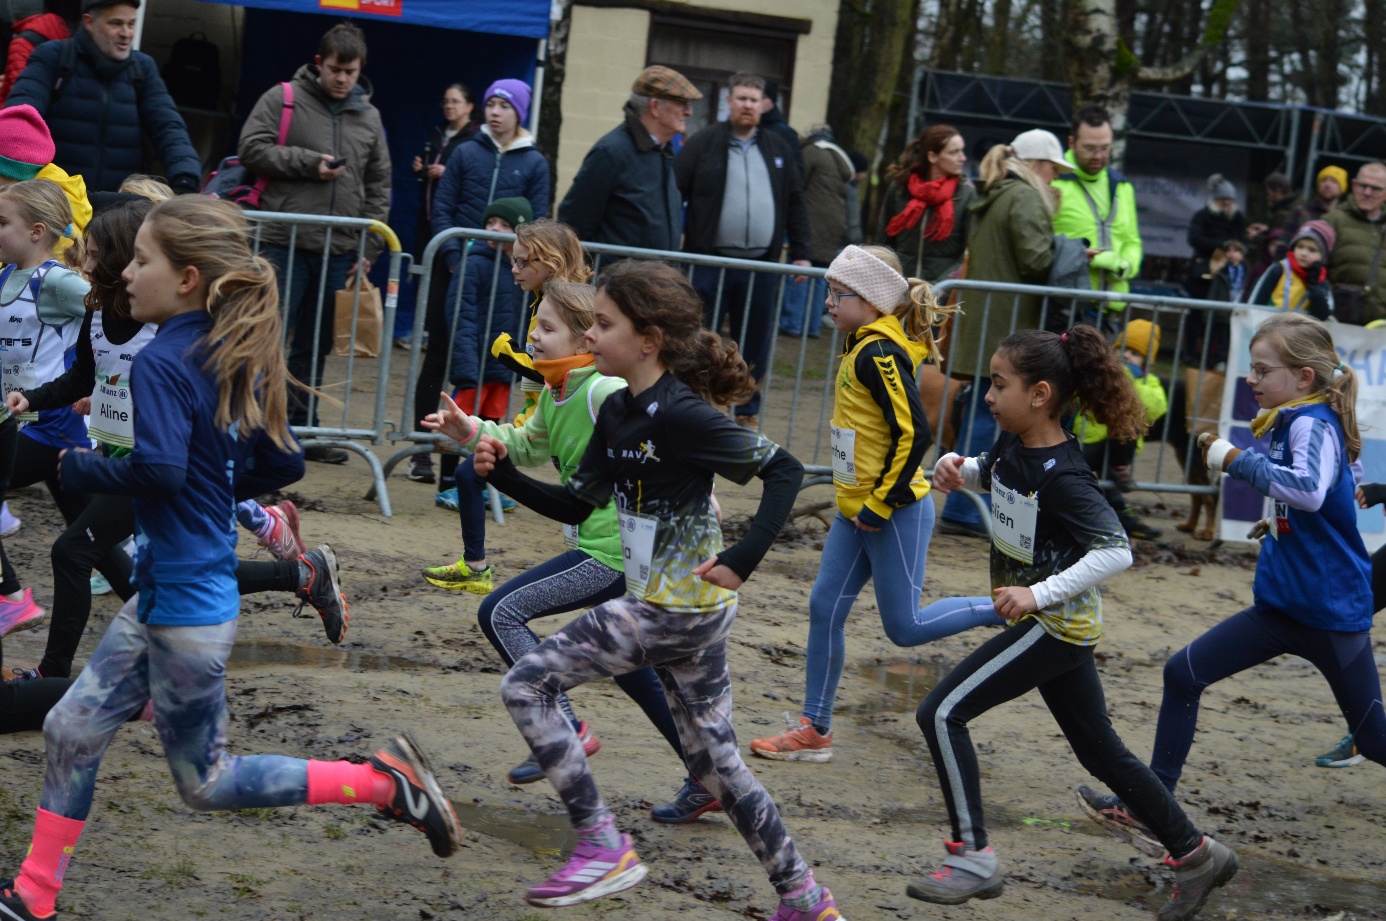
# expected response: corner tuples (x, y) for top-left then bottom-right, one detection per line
(194, 0), (551, 39)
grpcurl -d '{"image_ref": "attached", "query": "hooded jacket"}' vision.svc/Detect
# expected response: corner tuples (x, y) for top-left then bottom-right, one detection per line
(6, 28), (201, 194)
(1325, 197), (1386, 324)
(448, 241), (524, 391)
(238, 64), (392, 258)
(1, 11), (68, 105)
(800, 130), (853, 265)
(432, 125), (550, 267)
(558, 101), (681, 251)
(1052, 155), (1142, 304)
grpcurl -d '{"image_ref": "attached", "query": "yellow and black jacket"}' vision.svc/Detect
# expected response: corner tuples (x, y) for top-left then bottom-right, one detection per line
(491, 292), (546, 426)
(831, 314), (933, 526)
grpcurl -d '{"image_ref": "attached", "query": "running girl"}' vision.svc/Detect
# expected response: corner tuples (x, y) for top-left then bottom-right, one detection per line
(914, 325), (1237, 921)
(471, 260), (844, 918)
(0, 178), (89, 642)
(1079, 313), (1384, 850)
(0, 197), (459, 921)
(423, 281), (719, 820)
(750, 245), (1002, 763)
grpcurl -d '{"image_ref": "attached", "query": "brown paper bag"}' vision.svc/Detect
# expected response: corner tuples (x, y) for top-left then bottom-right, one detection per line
(333, 276), (382, 357)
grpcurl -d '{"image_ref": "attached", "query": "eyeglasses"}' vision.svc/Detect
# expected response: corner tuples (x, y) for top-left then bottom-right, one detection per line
(1354, 181), (1386, 194)
(1077, 144), (1112, 156)
(512, 255), (534, 270)
(1247, 364), (1286, 381)
(826, 290), (859, 307)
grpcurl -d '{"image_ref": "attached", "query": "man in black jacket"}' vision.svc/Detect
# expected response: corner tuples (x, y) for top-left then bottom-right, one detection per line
(675, 72), (811, 427)
(558, 65), (700, 251)
(5, 0), (200, 194)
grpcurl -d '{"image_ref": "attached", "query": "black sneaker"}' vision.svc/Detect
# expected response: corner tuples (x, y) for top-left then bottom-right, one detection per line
(1160, 836), (1239, 921)
(1075, 784), (1165, 857)
(937, 519), (990, 539)
(650, 776), (724, 824)
(1109, 465), (1138, 493)
(0, 879), (48, 920)
(407, 456), (436, 483)
(4, 667), (41, 685)
(294, 546), (348, 645)
(1118, 511), (1163, 541)
(304, 445), (350, 465)
(368, 732), (463, 857)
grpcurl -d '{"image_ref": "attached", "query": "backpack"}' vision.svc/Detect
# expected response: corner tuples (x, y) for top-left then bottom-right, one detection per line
(161, 31), (220, 111)
(201, 82), (294, 209)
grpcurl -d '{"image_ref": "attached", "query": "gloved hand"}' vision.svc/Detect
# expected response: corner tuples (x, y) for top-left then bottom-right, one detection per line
(1247, 519), (1274, 540)
(1358, 482), (1386, 509)
(1089, 249), (1132, 279)
(1198, 432), (1242, 473)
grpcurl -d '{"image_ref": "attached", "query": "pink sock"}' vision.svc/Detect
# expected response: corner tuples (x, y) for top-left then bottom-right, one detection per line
(780, 871), (823, 910)
(15, 808), (85, 917)
(305, 759), (395, 806)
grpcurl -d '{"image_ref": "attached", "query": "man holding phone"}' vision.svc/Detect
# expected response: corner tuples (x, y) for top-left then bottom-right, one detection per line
(237, 21), (391, 461)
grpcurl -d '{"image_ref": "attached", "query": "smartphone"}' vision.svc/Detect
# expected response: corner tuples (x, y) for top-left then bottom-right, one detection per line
(326, 156), (348, 169)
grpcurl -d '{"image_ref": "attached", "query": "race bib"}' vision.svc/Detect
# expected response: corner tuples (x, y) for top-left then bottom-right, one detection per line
(2, 361), (37, 422)
(562, 522), (580, 550)
(89, 377), (135, 447)
(830, 425), (858, 486)
(617, 508), (658, 597)
(990, 478), (1039, 564)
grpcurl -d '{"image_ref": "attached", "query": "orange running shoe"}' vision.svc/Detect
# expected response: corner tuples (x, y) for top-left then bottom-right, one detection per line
(750, 715), (833, 763)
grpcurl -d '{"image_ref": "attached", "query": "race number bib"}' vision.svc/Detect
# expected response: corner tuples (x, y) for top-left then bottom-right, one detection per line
(617, 509), (658, 597)
(562, 522), (580, 550)
(830, 425), (858, 486)
(989, 478), (1039, 564)
(89, 377), (135, 447)
(2, 361), (37, 422)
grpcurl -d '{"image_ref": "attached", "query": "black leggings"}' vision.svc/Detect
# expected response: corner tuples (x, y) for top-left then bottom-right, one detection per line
(411, 259), (462, 490)
(1372, 544), (1386, 614)
(42, 493), (137, 678)
(918, 619), (1203, 858)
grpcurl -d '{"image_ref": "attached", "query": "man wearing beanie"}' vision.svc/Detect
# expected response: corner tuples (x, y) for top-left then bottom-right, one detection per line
(1326, 161), (1386, 324)
(238, 21), (391, 462)
(1187, 173), (1247, 260)
(0, 104), (92, 249)
(558, 65), (701, 251)
(5, 0), (201, 195)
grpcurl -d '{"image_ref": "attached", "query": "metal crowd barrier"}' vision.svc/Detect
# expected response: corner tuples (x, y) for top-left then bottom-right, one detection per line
(246, 211), (405, 516)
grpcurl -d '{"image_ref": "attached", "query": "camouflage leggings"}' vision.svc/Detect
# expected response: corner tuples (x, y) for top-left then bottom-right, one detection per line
(499, 594), (812, 894)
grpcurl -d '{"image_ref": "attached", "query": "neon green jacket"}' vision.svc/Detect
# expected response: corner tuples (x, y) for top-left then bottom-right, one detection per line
(1074, 367), (1168, 446)
(1052, 153), (1142, 307)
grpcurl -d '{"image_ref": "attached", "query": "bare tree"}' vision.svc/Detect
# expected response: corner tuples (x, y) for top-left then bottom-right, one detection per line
(827, 0), (920, 159)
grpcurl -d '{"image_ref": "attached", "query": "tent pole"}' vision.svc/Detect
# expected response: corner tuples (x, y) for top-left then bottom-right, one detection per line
(530, 38), (547, 140)
(133, 0), (148, 50)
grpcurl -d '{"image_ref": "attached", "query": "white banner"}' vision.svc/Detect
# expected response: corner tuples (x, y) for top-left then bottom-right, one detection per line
(1218, 308), (1386, 550)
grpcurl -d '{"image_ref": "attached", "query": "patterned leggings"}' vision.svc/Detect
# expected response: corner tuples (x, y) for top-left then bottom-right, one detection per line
(499, 595), (812, 894)
(40, 597), (308, 821)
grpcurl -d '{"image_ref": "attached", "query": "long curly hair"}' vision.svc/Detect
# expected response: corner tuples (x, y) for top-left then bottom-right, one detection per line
(998, 325), (1148, 443)
(83, 199), (154, 320)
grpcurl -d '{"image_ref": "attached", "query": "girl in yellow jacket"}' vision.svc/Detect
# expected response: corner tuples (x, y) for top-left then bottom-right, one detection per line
(750, 245), (1006, 763)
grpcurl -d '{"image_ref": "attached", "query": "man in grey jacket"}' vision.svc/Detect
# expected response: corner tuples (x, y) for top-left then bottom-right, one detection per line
(238, 21), (391, 461)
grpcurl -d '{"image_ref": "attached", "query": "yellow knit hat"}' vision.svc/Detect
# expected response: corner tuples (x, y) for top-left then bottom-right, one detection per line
(1119, 319), (1160, 359)
(1317, 165), (1350, 196)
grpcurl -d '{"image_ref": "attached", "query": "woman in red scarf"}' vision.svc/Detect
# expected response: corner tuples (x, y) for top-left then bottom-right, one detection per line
(877, 124), (975, 283)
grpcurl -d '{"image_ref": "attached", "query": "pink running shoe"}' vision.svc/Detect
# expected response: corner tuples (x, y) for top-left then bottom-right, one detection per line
(524, 833), (647, 907)
(769, 887), (844, 921)
(0, 589), (45, 639)
(259, 501), (306, 561)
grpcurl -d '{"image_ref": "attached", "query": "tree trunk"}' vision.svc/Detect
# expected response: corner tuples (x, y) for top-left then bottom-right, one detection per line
(1243, 0), (1271, 101)
(537, 0), (571, 192)
(827, 0), (918, 162)
(985, 0), (1012, 74)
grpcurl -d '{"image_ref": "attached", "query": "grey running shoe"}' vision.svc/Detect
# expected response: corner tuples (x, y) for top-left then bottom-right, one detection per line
(294, 545), (348, 644)
(1159, 836), (1239, 921)
(368, 731), (463, 858)
(1314, 734), (1365, 768)
(906, 841), (1003, 905)
(1076, 784), (1166, 857)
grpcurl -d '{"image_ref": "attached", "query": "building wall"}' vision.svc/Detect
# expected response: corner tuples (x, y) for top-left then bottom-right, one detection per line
(557, 0), (839, 205)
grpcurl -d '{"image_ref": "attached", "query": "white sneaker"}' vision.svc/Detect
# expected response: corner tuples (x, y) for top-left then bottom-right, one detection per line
(91, 573), (113, 595)
(0, 503), (20, 539)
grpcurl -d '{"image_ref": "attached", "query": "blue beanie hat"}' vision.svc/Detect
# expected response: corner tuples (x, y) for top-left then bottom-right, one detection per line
(484, 79), (532, 127)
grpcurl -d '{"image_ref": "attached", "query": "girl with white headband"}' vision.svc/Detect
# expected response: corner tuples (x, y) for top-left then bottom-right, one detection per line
(750, 244), (1005, 763)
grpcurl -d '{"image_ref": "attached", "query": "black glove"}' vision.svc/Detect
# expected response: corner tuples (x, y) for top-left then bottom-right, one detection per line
(1360, 482), (1386, 509)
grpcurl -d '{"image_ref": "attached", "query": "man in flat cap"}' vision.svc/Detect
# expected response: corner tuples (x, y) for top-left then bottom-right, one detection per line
(558, 64), (701, 251)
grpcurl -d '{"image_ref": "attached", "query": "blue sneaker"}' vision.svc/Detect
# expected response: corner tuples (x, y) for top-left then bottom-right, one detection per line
(435, 487), (459, 510)
(481, 486), (517, 511)
(91, 573), (112, 595)
(650, 776), (724, 824)
(1315, 734), (1365, 768)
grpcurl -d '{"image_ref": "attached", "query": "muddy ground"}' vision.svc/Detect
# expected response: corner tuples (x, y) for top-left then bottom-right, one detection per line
(1, 340), (1384, 921)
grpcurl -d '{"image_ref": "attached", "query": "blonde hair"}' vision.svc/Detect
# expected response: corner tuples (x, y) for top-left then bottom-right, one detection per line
(143, 197), (296, 452)
(976, 144), (1055, 215)
(858, 244), (959, 359)
(0, 178), (84, 268)
(541, 282), (595, 340)
(1250, 312), (1360, 462)
(515, 219), (592, 286)
(118, 174), (174, 202)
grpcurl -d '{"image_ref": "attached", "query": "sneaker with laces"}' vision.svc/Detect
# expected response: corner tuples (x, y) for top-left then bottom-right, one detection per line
(1075, 784), (1166, 857)
(421, 559), (493, 594)
(1118, 510), (1163, 542)
(906, 841), (1003, 904)
(506, 721), (601, 784)
(481, 486), (518, 511)
(1109, 464), (1137, 493)
(259, 501), (306, 561)
(435, 487), (459, 510)
(768, 887), (844, 921)
(524, 832), (647, 907)
(0, 503), (20, 538)
(1159, 836), (1239, 921)
(89, 573), (112, 596)
(3, 667), (40, 685)
(650, 775), (724, 824)
(1314, 733), (1365, 768)
(0, 590), (45, 639)
(368, 731), (463, 858)
(407, 456), (436, 483)
(294, 545), (348, 644)
(0, 879), (49, 921)
(750, 715), (833, 762)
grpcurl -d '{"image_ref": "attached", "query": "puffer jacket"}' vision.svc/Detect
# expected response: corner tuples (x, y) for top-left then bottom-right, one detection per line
(1326, 198), (1386, 324)
(432, 126), (550, 268)
(448, 242), (524, 390)
(1, 11), (68, 105)
(6, 28), (201, 193)
(238, 64), (392, 259)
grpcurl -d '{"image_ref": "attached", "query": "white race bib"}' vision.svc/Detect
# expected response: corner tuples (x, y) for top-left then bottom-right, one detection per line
(562, 522), (580, 550)
(617, 508), (658, 597)
(88, 377), (135, 447)
(2, 361), (37, 422)
(830, 425), (858, 486)
(990, 478), (1039, 564)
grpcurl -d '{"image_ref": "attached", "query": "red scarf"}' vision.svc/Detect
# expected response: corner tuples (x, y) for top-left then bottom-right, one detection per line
(1285, 250), (1327, 285)
(885, 173), (958, 242)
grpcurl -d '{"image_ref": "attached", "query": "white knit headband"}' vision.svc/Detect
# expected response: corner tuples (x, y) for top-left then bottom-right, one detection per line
(825, 245), (908, 312)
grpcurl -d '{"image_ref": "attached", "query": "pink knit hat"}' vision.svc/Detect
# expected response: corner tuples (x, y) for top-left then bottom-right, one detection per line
(0, 106), (55, 181)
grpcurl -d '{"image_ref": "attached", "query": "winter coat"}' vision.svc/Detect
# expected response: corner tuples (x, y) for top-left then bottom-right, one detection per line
(6, 28), (201, 194)
(1187, 204), (1247, 259)
(759, 105), (804, 179)
(952, 174), (1054, 378)
(674, 121), (812, 262)
(448, 242), (524, 390)
(414, 120), (479, 259)
(558, 101), (681, 251)
(1326, 198), (1386, 324)
(432, 125), (550, 268)
(1249, 259), (1333, 321)
(876, 176), (976, 283)
(238, 64), (392, 259)
(800, 132), (853, 265)
(1, 11), (68, 105)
